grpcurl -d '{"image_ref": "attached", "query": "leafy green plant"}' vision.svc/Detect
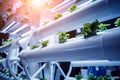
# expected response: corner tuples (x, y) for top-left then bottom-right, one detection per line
(54, 13), (63, 19)
(91, 0), (96, 2)
(75, 74), (83, 80)
(43, 21), (49, 25)
(0, 56), (3, 60)
(15, 73), (19, 77)
(104, 75), (112, 80)
(40, 40), (49, 48)
(97, 75), (112, 80)
(82, 23), (92, 37)
(32, 45), (39, 49)
(6, 71), (12, 77)
(68, 4), (77, 12)
(98, 76), (105, 80)
(98, 23), (111, 31)
(2, 38), (13, 45)
(82, 19), (99, 38)
(114, 18), (120, 27)
(32, 40), (49, 49)
(40, 78), (46, 80)
(57, 31), (70, 43)
(22, 75), (27, 80)
(88, 73), (96, 80)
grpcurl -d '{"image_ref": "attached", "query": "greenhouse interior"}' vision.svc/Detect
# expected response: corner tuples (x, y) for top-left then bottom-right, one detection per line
(0, 0), (120, 80)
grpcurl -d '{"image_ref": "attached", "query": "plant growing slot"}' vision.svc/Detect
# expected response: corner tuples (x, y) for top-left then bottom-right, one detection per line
(97, 75), (112, 80)
(88, 73), (96, 80)
(43, 21), (49, 25)
(104, 75), (112, 80)
(40, 40), (49, 48)
(82, 19), (99, 38)
(54, 13), (63, 20)
(98, 23), (111, 31)
(75, 74), (83, 80)
(68, 4), (77, 12)
(114, 18), (120, 27)
(57, 31), (70, 43)
(98, 76), (105, 80)
(32, 40), (49, 49)
(32, 45), (39, 49)
(2, 38), (13, 46)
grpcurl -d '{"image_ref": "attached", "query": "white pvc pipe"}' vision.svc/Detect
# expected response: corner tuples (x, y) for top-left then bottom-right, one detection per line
(32, 0), (119, 41)
(20, 28), (120, 63)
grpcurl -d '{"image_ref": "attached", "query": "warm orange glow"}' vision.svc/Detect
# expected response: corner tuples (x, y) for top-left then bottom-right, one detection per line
(30, 0), (42, 6)
(21, 0), (64, 10)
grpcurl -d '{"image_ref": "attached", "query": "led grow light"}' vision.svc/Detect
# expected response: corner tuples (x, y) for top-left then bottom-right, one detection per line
(2, 21), (16, 33)
(12, 24), (28, 34)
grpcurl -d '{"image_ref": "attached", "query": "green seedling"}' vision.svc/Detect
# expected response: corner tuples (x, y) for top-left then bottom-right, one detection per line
(75, 74), (83, 80)
(57, 31), (70, 43)
(114, 18), (120, 27)
(68, 4), (77, 12)
(98, 23), (111, 31)
(54, 13), (63, 19)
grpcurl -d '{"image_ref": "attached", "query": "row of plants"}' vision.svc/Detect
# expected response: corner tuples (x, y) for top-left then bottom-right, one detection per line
(0, 68), (13, 79)
(43, 0), (96, 26)
(54, 4), (78, 20)
(30, 31), (70, 50)
(42, 4), (78, 25)
(40, 17), (120, 47)
(54, 0), (96, 20)
(32, 40), (49, 50)
(32, 17), (120, 50)
(55, 17), (120, 44)
(30, 17), (120, 50)
(0, 68), (28, 80)
(0, 38), (13, 46)
(75, 73), (112, 80)
(81, 18), (120, 38)
(54, 3), (79, 20)
(54, 0), (97, 20)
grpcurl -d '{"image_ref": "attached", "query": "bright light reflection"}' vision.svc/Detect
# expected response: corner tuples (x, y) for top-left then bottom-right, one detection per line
(30, 0), (42, 6)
